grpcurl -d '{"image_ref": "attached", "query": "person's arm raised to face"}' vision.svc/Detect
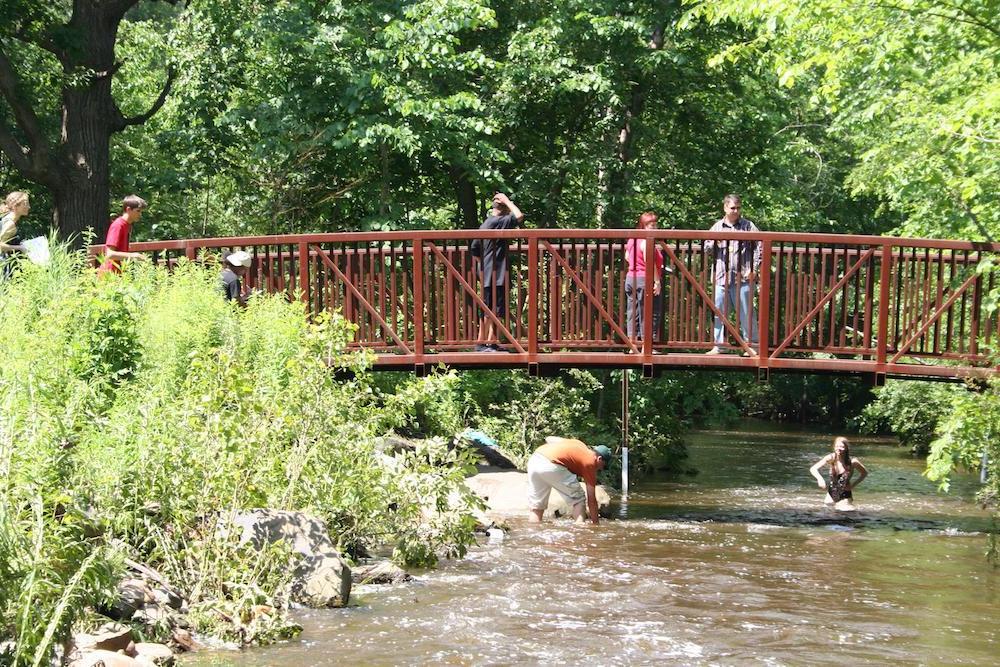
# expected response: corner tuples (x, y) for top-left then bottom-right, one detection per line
(494, 192), (524, 223)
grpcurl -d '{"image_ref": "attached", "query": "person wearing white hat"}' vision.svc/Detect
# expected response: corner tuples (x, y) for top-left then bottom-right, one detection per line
(221, 250), (252, 305)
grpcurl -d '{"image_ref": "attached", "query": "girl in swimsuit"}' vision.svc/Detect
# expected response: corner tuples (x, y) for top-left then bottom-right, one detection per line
(809, 437), (868, 511)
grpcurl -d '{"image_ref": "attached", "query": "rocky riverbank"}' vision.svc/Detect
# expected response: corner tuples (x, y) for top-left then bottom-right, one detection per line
(65, 437), (611, 666)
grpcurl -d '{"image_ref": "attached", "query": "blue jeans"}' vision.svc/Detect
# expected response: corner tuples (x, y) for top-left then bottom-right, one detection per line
(713, 282), (757, 346)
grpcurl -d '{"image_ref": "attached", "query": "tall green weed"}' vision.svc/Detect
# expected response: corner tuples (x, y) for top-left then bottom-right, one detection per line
(0, 247), (481, 659)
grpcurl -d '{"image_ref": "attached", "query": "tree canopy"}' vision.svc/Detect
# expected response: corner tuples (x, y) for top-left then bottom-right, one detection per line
(690, 0), (1000, 241)
(5, 0), (931, 240)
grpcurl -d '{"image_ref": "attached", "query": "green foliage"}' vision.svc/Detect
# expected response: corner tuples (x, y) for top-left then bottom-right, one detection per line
(373, 370), (470, 439)
(462, 369), (607, 466)
(92, 0), (888, 239)
(454, 369), (692, 479)
(0, 246), (482, 655)
(692, 0), (1000, 239)
(733, 372), (874, 426)
(925, 380), (1000, 500)
(856, 380), (962, 456)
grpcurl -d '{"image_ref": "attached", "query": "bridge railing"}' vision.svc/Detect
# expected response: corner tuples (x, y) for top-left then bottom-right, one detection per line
(91, 230), (1000, 377)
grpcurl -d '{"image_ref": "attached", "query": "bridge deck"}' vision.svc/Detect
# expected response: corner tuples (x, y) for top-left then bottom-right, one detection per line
(95, 229), (1000, 382)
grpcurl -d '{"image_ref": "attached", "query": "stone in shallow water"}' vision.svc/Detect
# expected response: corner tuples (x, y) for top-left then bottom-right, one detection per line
(464, 470), (611, 520)
(133, 642), (174, 666)
(352, 560), (412, 584)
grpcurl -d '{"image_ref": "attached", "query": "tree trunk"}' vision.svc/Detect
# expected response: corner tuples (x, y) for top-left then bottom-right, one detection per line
(53, 6), (120, 243)
(600, 26), (664, 229)
(449, 163), (480, 228)
(0, 1), (175, 246)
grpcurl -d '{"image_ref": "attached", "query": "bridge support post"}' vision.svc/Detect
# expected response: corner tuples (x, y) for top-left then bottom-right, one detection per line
(621, 369), (629, 499)
(757, 367), (770, 383)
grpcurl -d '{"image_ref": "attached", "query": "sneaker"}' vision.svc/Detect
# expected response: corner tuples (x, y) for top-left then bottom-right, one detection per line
(742, 347), (758, 357)
(706, 346), (721, 355)
(474, 344), (492, 352)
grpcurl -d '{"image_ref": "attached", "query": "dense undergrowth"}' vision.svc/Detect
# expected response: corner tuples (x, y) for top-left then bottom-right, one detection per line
(0, 248), (484, 662)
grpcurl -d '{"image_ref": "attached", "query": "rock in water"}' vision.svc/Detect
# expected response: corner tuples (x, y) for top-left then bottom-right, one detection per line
(351, 561), (412, 585)
(464, 471), (611, 519)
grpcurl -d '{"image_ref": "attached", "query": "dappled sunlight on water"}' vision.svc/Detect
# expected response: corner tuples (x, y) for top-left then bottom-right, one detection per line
(186, 423), (998, 665)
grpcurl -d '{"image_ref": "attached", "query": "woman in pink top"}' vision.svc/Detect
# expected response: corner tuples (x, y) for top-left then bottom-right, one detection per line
(624, 211), (665, 342)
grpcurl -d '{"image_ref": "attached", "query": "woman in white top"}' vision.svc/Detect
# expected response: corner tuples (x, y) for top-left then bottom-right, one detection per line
(0, 191), (29, 279)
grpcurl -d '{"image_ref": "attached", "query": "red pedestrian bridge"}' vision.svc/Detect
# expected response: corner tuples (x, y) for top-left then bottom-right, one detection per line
(95, 230), (1000, 383)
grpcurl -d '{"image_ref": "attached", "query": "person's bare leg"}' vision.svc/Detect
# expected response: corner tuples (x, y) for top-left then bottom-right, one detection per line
(572, 501), (586, 523)
(487, 319), (498, 346)
(529, 508), (544, 523)
(477, 319), (489, 345)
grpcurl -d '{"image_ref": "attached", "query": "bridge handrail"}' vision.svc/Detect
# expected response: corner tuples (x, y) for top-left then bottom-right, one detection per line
(88, 229), (1000, 255)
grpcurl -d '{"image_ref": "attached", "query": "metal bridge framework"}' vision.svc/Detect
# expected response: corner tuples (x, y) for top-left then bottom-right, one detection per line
(100, 230), (1000, 383)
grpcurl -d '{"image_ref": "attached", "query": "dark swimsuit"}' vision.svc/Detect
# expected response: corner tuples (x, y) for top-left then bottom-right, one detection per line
(827, 465), (853, 502)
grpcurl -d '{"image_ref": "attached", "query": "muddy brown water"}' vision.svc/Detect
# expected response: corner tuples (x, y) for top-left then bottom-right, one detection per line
(185, 422), (998, 665)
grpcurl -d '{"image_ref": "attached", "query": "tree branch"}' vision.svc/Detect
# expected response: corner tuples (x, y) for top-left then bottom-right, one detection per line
(935, 0), (1000, 41)
(0, 43), (52, 179)
(105, 0), (143, 18)
(107, 0), (186, 18)
(871, 2), (1000, 41)
(0, 123), (31, 175)
(113, 65), (176, 131)
(11, 25), (69, 65)
(0, 45), (47, 150)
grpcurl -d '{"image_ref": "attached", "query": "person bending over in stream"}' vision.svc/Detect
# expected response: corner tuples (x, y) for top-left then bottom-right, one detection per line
(810, 436), (868, 511)
(527, 437), (612, 525)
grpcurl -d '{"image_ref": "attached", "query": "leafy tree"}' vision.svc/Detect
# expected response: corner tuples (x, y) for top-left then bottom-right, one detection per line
(0, 0), (181, 243)
(690, 0), (1000, 240)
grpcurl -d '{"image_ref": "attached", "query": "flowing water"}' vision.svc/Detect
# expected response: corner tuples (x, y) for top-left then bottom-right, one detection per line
(187, 422), (998, 665)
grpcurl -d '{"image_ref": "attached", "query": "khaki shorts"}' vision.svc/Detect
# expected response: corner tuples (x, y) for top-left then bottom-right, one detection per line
(526, 452), (585, 511)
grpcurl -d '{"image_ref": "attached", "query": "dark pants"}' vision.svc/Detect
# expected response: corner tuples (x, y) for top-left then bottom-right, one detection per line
(625, 276), (661, 340)
(480, 282), (508, 319)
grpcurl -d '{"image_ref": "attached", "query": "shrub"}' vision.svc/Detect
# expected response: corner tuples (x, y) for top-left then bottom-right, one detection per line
(0, 247), (481, 658)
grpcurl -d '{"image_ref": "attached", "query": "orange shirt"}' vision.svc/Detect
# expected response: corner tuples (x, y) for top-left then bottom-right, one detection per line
(536, 437), (600, 487)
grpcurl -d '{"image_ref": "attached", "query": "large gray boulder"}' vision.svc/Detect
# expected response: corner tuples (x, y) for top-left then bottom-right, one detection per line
(465, 471), (612, 519)
(223, 510), (351, 607)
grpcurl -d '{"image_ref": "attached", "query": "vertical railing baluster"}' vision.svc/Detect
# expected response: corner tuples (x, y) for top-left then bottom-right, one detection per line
(413, 238), (424, 364)
(759, 240), (772, 363)
(877, 243), (893, 373)
(528, 237), (538, 360)
(298, 242), (309, 309)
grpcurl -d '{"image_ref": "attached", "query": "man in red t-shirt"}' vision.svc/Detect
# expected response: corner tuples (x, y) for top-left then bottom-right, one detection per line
(526, 436), (612, 525)
(99, 194), (148, 274)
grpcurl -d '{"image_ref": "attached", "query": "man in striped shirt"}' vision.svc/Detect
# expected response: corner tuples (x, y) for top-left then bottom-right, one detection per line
(704, 194), (762, 356)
